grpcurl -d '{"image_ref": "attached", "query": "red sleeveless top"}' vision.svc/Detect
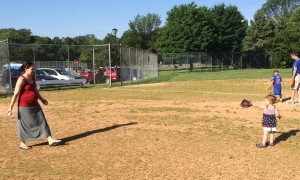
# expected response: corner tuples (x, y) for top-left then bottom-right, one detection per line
(18, 75), (38, 107)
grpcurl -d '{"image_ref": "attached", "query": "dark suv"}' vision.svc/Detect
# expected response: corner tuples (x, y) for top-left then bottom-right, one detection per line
(0, 68), (22, 90)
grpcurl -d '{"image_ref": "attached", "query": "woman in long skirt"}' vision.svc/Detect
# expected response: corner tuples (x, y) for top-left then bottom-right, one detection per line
(7, 61), (61, 150)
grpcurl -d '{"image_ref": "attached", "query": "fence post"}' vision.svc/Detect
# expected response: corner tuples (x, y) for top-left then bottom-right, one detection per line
(199, 53), (201, 72)
(129, 47), (132, 83)
(136, 49), (138, 81)
(142, 50), (144, 80)
(211, 55), (213, 72)
(120, 44), (122, 86)
(5, 39), (13, 93)
(108, 43), (112, 87)
(186, 53), (188, 73)
(32, 45), (36, 65)
(92, 45), (95, 84)
(172, 53), (174, 74)
(269, 54), (272, 69)
(67, 45), (70, 78)
(240, 55), (242, 69)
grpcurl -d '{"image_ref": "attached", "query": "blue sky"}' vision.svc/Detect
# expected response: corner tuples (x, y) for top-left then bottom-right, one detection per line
(1, 0), (265, 39)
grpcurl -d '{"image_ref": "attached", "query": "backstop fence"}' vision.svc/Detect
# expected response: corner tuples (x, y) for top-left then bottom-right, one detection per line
(0, 41), (158, 93)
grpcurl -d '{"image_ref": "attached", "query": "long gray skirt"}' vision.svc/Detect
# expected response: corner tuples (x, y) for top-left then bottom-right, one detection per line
(17, 104), (51, 142)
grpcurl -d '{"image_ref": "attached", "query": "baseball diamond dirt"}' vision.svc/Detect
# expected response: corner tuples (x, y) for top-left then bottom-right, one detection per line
(0, 79), (299, 179)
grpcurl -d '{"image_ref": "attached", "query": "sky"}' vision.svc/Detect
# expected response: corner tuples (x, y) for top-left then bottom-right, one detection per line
(0, 0), (266, 40)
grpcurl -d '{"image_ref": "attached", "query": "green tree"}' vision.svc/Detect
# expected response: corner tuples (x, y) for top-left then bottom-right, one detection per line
(31, 36), (52, 61)
(103, 33), (119, 66)
(0, 28), (32, 44)
(155, 3), (246, 53)
(243, 9), (275, 52)
(208, 4), (247, 52)
(0, 28), (33, 61)
(120, 13), (161, 52)
(259, 0), (300, 67)
(155, 3), (212, 53)
(286, 6), (300, 52)
(262, 0), (300, 20)
(73, 35), (105, 68)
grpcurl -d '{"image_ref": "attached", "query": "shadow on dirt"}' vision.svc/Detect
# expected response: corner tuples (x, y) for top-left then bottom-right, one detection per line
(274, 129), (299, 145)
(281, 97), (291, 103)
(33, 122), (138, 147)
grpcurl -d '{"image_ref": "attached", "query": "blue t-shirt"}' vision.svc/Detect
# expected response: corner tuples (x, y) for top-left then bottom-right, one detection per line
(292, 58), (300, 75)
(271, 74), (282, 95)
(271, 75), (282, 85)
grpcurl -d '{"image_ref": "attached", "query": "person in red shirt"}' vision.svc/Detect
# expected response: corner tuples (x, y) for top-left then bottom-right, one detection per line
(7, 61), (61, 150)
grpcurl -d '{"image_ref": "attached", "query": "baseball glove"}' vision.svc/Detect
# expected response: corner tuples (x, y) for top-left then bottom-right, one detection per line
(240, 99), (253, 108)
(289, 78), (295, 86)
(266, 84), (272, 91)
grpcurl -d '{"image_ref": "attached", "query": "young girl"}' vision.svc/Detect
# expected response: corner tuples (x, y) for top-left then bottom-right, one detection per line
(271, 70), (282, 102)
(256, 95), (281, 148)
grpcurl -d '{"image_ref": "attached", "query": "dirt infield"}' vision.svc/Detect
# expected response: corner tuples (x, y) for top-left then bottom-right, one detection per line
(0, 79), (299, 179)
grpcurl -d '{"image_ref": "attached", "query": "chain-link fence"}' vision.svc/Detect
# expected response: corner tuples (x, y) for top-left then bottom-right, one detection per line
(1, 41), (275, 94)
(0, 42), (158, 93)
(0, 39), (10, 93)
(158, 52), (272, 73)
(120, 45), (158, 82)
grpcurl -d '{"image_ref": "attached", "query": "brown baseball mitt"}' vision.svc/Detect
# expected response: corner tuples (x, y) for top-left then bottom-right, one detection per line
(289, 78), (295, 86)
(266, 84), (272, 91)
(240, 99), (253, 108)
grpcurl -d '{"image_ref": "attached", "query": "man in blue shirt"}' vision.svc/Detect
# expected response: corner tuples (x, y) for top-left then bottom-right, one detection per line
(289, 52), (300, 104)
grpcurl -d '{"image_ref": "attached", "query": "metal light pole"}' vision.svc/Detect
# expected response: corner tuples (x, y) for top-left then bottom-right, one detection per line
(112, 28), (121, 85)
(112, 28), (118, 66)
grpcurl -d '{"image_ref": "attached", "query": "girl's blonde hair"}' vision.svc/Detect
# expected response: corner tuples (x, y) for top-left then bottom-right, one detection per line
(265, 94), (276, 104)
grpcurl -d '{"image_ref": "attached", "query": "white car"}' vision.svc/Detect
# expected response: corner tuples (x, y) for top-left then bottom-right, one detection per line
(38, 68), (81, 80)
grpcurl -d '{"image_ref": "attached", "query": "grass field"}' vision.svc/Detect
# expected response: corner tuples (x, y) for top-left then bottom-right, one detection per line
(0, 69), (299, 179)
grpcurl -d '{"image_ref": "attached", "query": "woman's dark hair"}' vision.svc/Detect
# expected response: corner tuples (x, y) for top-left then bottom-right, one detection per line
(18, 61), (33, 72)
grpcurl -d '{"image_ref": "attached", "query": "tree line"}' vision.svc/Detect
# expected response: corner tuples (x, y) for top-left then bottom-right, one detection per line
(0, 0), (299, 68)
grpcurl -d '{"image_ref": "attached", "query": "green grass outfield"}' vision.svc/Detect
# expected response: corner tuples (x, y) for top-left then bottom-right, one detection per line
(130, 68), (291, 85)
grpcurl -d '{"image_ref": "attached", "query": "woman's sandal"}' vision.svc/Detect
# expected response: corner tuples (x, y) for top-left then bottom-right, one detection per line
(268, 143), (275, 146)
(19, 145), (31, 150)
(256, 143), (266, 148)
(49, 140), (62, 146)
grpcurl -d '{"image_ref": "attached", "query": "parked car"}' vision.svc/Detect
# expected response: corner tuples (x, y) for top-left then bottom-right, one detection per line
(37, 68), (86, 87)
(80, 66), (137, 84)
(38, 68), (82, 80)
(80, 67), (118, 84)
(35, 69), (59, 80)
(79, 66), (138, 84)
(35, 69), (60, 89)
(102, 66), (137, 83)
(102, 67), (118, 83)
(0, 68), (63, 90)
(80, 69), (105, 84)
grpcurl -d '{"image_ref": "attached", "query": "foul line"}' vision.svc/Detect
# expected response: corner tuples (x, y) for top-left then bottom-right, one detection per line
(104, 88), (262, 96)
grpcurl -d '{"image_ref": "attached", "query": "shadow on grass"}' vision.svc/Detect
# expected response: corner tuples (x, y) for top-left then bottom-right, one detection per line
(40, 85), (94, 92)
(33, 122), (138, 147)
(274, 129), (299, 145)
(0, 93), (10, 98)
